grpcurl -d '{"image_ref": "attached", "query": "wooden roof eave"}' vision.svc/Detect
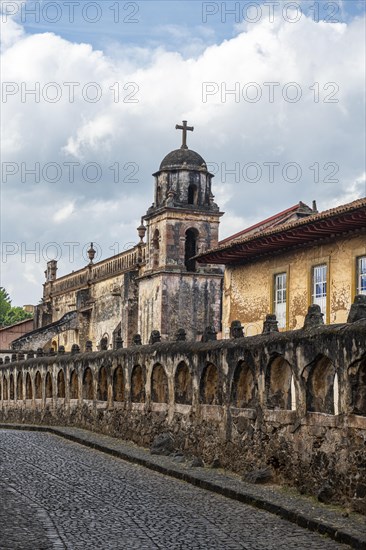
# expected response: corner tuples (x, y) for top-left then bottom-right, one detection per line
(197, 209), (366, 265)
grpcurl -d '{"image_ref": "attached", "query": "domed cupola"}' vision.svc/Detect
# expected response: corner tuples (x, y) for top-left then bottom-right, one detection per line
(150, 121), (217, 212)
(159, 148), (207, 172)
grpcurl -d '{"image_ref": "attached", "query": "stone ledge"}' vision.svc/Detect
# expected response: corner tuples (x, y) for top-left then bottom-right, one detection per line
(0, 422), (365, 549)
(130, 402), (144, 411)
(263, 409), (297, 423)
(303, 412), (343, 427)
(230, 407), (257, 419)
(174, 403), (191, 414)
(345, 414), (366, 429)
(150, 402), (168, 412)
(200, 404), (224, 420)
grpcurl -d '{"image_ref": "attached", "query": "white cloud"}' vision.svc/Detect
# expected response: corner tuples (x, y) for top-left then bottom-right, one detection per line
(1, 11), (365, 305)
(53, 202), (75, 223)
(0, 15), (24, 51)
(328, 172), (366, 208)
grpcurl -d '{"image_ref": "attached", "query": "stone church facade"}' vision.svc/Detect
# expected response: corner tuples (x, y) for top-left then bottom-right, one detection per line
(13, 123), (223, 352)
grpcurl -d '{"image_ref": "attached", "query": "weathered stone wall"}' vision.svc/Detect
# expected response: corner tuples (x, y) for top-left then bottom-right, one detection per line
(143, 209), (221, 271)
(138, 272), (223, 342)
(88, 274), (125, 347)
(138, 205), (223, 342)
(121, 270), (139, 347)
(153, 168), (213, 209)
(223, 233), (366, 336)
(1, 321), (365, 513)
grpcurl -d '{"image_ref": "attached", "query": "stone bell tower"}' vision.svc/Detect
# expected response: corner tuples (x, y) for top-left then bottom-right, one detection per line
(137, 121), (223, 342)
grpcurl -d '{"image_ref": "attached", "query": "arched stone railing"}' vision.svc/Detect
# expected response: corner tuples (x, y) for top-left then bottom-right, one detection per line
(1, 319), (365, 512)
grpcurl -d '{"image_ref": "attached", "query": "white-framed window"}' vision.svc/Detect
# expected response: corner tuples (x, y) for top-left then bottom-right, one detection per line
(312, 264), (327, 317)
(357, 256), (366, 295)
(274, 272), (287, 329)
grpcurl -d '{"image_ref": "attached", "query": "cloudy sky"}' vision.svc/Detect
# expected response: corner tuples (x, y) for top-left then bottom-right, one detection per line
(1, 0), (365, 306)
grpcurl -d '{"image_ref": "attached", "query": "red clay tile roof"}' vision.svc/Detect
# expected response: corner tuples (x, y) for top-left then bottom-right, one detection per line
(197, 198), (366, 265)
(219, 202), (313, 245)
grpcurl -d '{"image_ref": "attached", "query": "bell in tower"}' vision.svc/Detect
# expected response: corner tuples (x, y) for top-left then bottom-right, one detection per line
(137, 121), (223, 342)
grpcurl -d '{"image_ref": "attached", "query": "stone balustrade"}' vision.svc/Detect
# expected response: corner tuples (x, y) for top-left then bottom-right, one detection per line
(44, 244), (145, 297)
(1, 316), (365, 513)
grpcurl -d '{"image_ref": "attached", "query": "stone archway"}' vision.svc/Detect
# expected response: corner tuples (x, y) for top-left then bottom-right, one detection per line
(113, 366), (124, 402)
(231, 361), (256, 408)
(97, 366), (108, 401)
(188, 183), (198, 205)
(34, 371), (42, 399)
(151, 364), (168, 403)
(3, 377), (8, 400)
(200, 363), (222, 405)
(9, 374), (14, 400)
(45, 372), (53, 398)
(131, 365), (145, 403)
(70, 370), (79, 399)
(174, 362), (192, 404)
(266, 356), (293, 410)
(83, 367), (94, 400)
(17, 372), (23, 401)
(25, 373), (32, 399)
(57, 370), (65, 398)
(185, 228), (199, 272)
(305, 355), (336, 414)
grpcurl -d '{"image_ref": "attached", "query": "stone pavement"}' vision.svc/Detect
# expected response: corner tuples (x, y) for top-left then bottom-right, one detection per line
(0, 425), (365, 549)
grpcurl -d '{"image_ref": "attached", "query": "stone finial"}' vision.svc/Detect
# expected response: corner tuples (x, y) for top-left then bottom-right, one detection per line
(175, 328), (187, 341)
(262, 314), (279, 334)
(45, 260), (57, 282)
(71, 344), (80, 355)
(58, 346), (65, 355)
(230, 320), (244, 339)
(149, 330), (161, 345)
(87, 242), (96, 264)
(36, 348), (44, 357)
(201, 326), (217, 342)
(133, 334), (142, 346)
(347, 294), (366, 323)
(137, 218), (146, 243)
(303, 304), (324, 330)
(100, 337), (108, 351)
(4, 356), (10, 364)
(85, 340), (93, 353)
(115, 334), (123, 350)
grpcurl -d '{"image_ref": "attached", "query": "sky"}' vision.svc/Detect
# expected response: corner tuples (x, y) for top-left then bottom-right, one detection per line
(1, 0), (365, 306)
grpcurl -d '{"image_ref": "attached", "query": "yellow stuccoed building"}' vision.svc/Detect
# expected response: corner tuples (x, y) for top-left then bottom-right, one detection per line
(197, 198), (366, 336)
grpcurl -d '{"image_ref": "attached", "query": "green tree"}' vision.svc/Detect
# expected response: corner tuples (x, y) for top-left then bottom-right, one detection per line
(0, 287), (33, 328)
(0, 287), (12, 325)
(3, 307), (32, 327)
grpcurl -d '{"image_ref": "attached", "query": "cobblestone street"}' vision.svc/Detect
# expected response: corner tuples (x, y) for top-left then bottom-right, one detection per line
(0, 430), (351, 550)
